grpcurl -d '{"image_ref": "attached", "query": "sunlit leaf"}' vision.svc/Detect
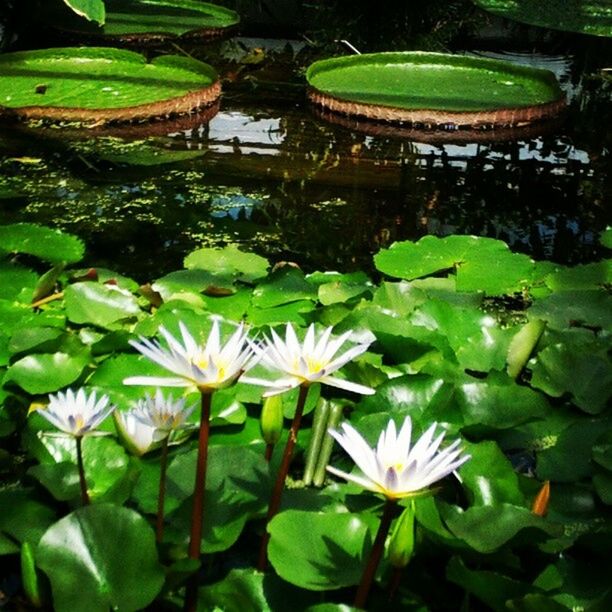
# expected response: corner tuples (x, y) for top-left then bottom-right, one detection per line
(0, 223), (84, 264)
(5, 350), (90, 393)
(0, 262), (38, 302)
(267, 510), (378, 590)
(185, 244), (269, 282)
(37, 504), (164, 612)
(252, 268), (317, 308)
(64, 282), (141, 329)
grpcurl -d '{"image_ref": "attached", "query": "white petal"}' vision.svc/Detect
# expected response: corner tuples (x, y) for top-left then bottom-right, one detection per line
(326, 465), (381, 493)
(123, 375), (194, 387)
(205, 319), (221, 356)
(323, 341), (370, 375)
(319, 375), (375, 395)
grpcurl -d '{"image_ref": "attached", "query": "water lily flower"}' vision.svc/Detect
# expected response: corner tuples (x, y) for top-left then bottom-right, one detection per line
(242, 323), (375, 397)
(114, 410), (159, 456)
(37, 388), (115, 437)
(327, 416), (470, 499)
(123, 318), (253, 393)
(130, 389), (196, 436)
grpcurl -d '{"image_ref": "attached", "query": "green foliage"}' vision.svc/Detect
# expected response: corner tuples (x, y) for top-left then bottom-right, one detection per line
(472, 0), (612, 38)
(268, 510), (378, 590)
(0, 48), (218, 113)
(37, 504), (164, 611)
(0, 223), (84, 264)
(307, 52), (563, 113)
(0, 226), (610, 610)
(75, 0), (239, 37)
(63, 0), (105, 24)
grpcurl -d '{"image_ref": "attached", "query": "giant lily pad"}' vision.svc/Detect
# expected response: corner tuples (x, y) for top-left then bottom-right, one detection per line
(472, 1), (612, 38)
(0, 47), (220, 124)
(307, 52), (565, 128)
(66, 0), (240, 44)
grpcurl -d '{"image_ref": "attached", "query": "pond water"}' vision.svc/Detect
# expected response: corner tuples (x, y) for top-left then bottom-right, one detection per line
(0, 40), (610, 281)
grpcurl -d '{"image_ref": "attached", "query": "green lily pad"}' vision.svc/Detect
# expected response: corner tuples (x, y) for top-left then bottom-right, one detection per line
(267, 510), (378, 591)
(375, 236), (535, 295)
(70, 0), (240, 42)
(0, 262), (38, 302)
(441, 502), (559, 552)
(4, 350), (90, 394)
(0, 47), (220, 124)
(472, 0), (612, 38)
(307, 52), (564, 127)
(184, 244), (269, 282)
(65, 0), (105, 24)
(37, 504), (164, 612)
(529, 339), (612, 414)
(0, 488), (57, 552)
(0, 223), (84, 264)
(64, 282), (142, 329)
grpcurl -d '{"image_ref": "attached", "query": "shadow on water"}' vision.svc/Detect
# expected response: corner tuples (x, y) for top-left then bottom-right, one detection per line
(0, 44), (609, 281)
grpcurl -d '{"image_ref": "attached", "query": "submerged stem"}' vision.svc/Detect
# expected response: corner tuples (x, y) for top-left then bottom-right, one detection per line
(75, 435), (90, 506)
(184, 391), (212, 612)
(257, 384), (310, 571)
(156, 436), (170, 544)
(354, 499), (397, 609)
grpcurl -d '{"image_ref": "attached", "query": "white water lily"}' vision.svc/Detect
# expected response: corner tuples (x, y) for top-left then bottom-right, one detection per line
(114, 410), (159, 456)
(241, 323), (374, 397)
(123, 318), (253, 392)
(131, 389), (195, 435)
(37, 389), (115, 437)
(327, 417), (470, 499)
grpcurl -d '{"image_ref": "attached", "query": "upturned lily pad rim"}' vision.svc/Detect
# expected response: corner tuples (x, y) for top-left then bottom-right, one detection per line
(61, 0), (240, 46)
(311, 106), (563, 143)
(307, 51), (566, 129)
(0, 47), (221, 125)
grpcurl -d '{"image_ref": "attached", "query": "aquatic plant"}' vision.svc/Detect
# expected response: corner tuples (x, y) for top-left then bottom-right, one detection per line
(0, 222), (610, 610)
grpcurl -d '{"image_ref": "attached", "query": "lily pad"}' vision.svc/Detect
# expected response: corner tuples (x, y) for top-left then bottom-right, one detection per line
(472, 0), (612, 38)
(37, 504), (164, 612)
(307, 52), (565, 128)
(64, 0), (239, 44)
(0, 223), (84, 264)
(0, 47), (220, 124)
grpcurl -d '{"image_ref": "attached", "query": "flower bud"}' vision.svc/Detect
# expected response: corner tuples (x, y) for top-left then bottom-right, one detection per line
(532, 480), (550, 517)
(260, 395), (284, 445)
(388, 502), (415, 569)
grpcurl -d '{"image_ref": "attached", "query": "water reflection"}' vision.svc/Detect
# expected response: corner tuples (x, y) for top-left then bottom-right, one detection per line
(0, 49), (608, 280)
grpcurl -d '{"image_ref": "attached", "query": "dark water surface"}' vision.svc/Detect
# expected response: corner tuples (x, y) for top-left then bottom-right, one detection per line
(0, 42), (610, 281)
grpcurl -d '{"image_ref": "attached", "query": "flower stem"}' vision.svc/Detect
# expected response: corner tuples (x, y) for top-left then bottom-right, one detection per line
(184, 391), (212, 612)
(354, 499), (397, 609)
(156, 435), (170, 544)
(257, 384), (309, 571)
(264, 443), (274, 462)
(387, 566), (403, 602)
(75, 436), (90, 506)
